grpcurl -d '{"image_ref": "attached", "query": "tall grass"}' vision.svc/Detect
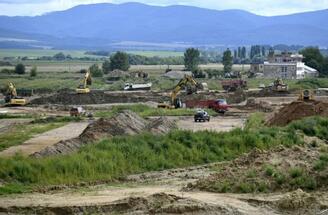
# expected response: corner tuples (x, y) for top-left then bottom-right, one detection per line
(0, 124), (303, 193)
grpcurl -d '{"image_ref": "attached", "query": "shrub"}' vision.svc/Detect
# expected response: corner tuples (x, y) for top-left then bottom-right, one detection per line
(15, 63), (25, 75)
(30, 66), (37, 77)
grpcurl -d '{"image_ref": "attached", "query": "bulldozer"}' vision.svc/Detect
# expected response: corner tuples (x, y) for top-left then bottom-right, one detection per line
(76, 70), (92, 94)
(298, 90), (314, 101)
(4, 82), (26, 106)
(271, 78), (288, 92)
(158, 75), (198, 109)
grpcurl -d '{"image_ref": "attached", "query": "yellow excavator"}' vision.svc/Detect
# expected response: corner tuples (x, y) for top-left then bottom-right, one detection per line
(158, 75), (198, 109)
(76, 70), (92, 94)
(4, 82), (26, 106)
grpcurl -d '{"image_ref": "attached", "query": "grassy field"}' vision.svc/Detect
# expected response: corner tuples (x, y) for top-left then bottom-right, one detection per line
(0, 122), (67, 151)
(127, 50), (184, 57)
(0, 49), (98, 59)
(95, 104), (217, 118)
(0, 49), (184, 59)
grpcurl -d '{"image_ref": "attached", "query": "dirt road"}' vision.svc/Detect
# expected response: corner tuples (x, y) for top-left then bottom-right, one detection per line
(0, 122), (89, 157)
(177, 116), (245, 132)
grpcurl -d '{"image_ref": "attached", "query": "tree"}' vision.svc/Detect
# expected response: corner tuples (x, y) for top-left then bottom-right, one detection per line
(222, 49), (233, 75)
(184, 48), (200, 71)
(300, 47), (324, 72)
(241, 47), (246, 59)
(53, 52), (66, 61)
(15, 63), (25, 74)
(30, 66), (37, 77)
(102, 60), (111, 74)
(89, 64), (103, 77)
(109, 52), (130, 71)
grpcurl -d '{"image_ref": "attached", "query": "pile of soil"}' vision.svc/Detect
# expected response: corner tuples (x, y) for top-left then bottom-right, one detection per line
(32, 111), (176, 157)
(267, 100), (328, 126)
(30, 91), (166, 105)
(189, 141), (328, 194)
(244, 97), (273, 112)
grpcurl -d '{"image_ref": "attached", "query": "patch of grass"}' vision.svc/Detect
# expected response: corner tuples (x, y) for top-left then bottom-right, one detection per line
(0, 183), (32, 195)
(264, 165), (275, 177)
(314, 154), (328, 171)
(288, 117), (328, 140)
(95, 104), (216, 118)
(289, 167), (304, 178)
(244, 112), (265, 131)
(246, 169), (257, 178)
(0, 122), (66, 151)
(0, 114), (34, 119)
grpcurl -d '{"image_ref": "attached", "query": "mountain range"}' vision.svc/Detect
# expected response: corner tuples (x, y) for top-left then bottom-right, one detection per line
(0, 2), (328, 50)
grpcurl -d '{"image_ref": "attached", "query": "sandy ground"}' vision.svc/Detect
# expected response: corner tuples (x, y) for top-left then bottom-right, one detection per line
(0, 122), (89, 157)
(177, 116), (246, 132)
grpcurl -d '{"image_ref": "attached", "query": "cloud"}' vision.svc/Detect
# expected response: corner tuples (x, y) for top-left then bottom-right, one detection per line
(0, 0), (328, 16)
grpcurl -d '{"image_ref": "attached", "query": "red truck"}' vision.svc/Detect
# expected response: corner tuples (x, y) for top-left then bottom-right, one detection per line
(221, 79), (247, 92)
(185, 99), (229, 114)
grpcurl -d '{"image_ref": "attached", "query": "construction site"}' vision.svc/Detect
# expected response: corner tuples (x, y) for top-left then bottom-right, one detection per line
(0, 64), (328, 215)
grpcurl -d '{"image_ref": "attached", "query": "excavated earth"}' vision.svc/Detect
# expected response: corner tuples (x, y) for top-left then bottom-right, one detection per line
(188, 139), (328, 214)
(267, 100), (328, 126)
(32, 110), (177, 157)
(30, 90), (248, 105)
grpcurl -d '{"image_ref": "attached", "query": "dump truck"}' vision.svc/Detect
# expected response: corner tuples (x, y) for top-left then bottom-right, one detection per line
(185, 99), (230, 114)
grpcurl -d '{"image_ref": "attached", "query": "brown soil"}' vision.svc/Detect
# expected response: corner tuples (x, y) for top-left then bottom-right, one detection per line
(267, 100), (328, 126)
(189, 140), (328, 194)
(32, 111), (177, 157)
(30, 90), (248, 105)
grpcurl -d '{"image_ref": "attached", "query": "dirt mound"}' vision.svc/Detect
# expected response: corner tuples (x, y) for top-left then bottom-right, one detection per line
(32, 111), (176, 157)
(267, 100), (328, 126)
(189, 142), (328, 194)
(244, 97), (273, 112)
(30, 91), (166, 105)
(276, 189), (319, 211)
(147, 117), (177, 134)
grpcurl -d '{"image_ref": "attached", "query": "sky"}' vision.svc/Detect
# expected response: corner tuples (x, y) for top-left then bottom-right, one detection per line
(0, 0), (328, 16)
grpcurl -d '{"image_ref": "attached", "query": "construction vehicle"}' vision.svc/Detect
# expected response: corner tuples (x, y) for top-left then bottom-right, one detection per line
(76, 70), (92, 94)
(158, 75), (198, 109)
(185, 99), (230, 114)
(299, 90), (314, 101)
(271, 78), (288, 92)
(221, 79), (247, 92)
(4, 82), (26, 106)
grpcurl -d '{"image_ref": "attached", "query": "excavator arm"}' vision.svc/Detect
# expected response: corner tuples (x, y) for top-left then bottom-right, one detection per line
(170, 75), (197, 105)
(158, 75), (198, 109)
(4, 82), (26, 106)
(76, 70), (92, 94)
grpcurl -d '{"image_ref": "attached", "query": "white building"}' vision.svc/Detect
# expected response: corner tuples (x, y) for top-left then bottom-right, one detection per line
(263, 53), (318, 79)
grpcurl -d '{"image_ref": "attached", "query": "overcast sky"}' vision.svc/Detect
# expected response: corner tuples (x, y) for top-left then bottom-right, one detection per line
(1, 0), (328, 16)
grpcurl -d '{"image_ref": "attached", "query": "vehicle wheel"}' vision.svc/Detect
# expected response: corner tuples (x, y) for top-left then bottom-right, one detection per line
(194, 119), (197, 122)
(208, 118), (210, 122)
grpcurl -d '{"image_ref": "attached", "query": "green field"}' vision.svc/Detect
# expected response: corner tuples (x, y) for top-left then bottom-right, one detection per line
(127, 50), (184, 57)
(0, 49), (184, 59)
(0, 49), (98, 59)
